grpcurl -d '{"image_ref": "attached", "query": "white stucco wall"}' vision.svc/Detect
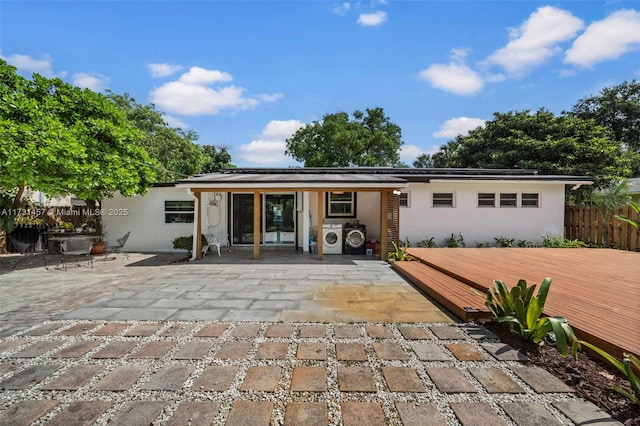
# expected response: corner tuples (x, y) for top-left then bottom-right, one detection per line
(399, 181), (566, 247)
(102, 187), (196, 252)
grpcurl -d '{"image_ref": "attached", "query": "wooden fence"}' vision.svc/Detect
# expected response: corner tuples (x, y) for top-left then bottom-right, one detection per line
(564, 204), (640, 252)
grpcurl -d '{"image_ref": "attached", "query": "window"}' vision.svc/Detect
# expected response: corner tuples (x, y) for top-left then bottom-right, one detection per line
(399, 192), (410, 208)
(165, 200), (195, 223)
(478, 193), (495, 207)
(499, 193), (517, 207)
(326, 192), (356, 217)
(432, 192), (454, 207)
(521, 193), (539, 207)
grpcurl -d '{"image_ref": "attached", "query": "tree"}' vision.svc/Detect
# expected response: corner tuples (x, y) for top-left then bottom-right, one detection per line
(591, 179), (632, 247)
(201, 144), (235, 173)
(571, 80), (640, 176)
(285, 107), (404, 167)
(107, 93), (207, 182)
(427, 109), (632, 190)
(0, 60), (157, 250)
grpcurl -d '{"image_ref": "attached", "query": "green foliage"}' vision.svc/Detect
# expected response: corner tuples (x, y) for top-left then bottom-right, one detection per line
(445, 233), (465, 248)
(201, 144), (234, 173)
(285, 107), (404, 167)
(386, 241), (415, 262)
(541, 236), (587, 248)
(494, 237), (515, 247)
(616, 201), (640, 228)
(518, 240), (533, 247)
(426, 109), (632, 192)
(172, 235), (207, 257)
(486, 278), (577, 357)
(475, 241), (491, 248)
(590, 179), (632, 247)
(572, 340), (640, 406)
(416, 236), (438, 248)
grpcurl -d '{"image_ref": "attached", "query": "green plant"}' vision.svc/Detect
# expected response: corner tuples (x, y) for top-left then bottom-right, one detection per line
(616, 201), (640, 229)
(541, 236), (587, 248)
(386, 241), (415, 262)
(572, 340), (640, 406)
(485, 278), (577, 357)
(518, 240), (533, 247)
(494, 237), (515, 247)
(417, 236), (438, 248)
(172, 234), (207, 257)
(445, 233), (465, 248)
(475, 241), (491, 248)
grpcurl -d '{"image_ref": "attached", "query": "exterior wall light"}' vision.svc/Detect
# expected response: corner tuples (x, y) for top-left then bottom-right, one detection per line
(392, 189), (402, 195)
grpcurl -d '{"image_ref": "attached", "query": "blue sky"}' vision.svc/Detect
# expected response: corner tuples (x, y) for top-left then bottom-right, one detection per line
(2, 1), (640, 167)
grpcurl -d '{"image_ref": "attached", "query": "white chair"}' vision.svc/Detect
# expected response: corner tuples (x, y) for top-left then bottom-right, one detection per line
(202, 234), (231, 257)
(105, 231), (130, 260)
(58, 237), (93, 270)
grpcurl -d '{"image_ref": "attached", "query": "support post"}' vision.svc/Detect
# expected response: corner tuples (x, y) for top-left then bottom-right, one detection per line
(317, 191), (324, 260)
(194, 191), (203, 260)
(380, 190), (388, 260)
(253, 191), (261, 260)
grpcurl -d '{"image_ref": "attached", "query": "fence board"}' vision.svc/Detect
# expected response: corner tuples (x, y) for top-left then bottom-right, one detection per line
(565, 205), (639, 251)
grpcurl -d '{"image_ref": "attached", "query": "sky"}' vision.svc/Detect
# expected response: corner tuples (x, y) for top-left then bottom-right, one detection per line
(2, 1), (640, 168)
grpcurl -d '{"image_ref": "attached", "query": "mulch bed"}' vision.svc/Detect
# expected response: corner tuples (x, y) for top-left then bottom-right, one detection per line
(484, 321), (640, 425)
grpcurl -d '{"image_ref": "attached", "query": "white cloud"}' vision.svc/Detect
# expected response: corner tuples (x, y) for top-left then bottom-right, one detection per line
(565, 9), (640, 68)
(433, 117), (486, 138)
(238, 119), (305, 165)
(150, 66), (281, 116)
(72, 72), (110, 92)
(357, 11), (387, 26)
(419, 62), (484, 95)
(148, 63), (183, 78)
(486, 6), (584, 76)
(163, 114), (189, 129)
(399, 144), (426, 163)
(0, 52), (55, 77)
(333, 2), (351, 15)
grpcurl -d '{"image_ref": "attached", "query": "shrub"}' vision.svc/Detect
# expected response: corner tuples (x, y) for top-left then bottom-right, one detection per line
(417, 236), (438, 248)
(518, 240), (533, 247)
(386, 241), (415, 262)
(475, 241), (491, 248)
(172, 234), (207, 257)
(445, 233), (465, 248)
(541, 236), (587, 248)
(485, 278), (577, 357)
(494, 237), (515, 247)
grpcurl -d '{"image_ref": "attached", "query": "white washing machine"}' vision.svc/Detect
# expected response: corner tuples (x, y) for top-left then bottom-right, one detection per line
(322, 224), (343, 254)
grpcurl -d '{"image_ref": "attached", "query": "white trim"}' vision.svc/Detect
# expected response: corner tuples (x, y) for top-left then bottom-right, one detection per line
(176, 182), (406, 190)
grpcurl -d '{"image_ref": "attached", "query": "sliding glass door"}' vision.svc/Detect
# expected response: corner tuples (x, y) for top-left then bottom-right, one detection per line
(231, 193), (295, 246)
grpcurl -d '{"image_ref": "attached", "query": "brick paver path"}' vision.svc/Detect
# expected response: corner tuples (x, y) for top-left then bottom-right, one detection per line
(0, 320), (619, 425)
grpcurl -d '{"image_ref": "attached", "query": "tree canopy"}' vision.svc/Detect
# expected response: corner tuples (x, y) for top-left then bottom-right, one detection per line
(0, 60), (157, 202)
(424, 109), (632, 189)
(285, 107), (404, 167)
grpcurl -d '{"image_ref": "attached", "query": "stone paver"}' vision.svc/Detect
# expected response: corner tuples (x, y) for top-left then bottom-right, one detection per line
(409, 342), (451, 361)
(91, 365), (147, 391)
(215, 341), (252, 359)
(291, 366), (327, 392)
(285, 402), (327, 426)
(500, 402), (563, 426)
(338, 366), (376, 392)
(341, 402), (386, 426)
(449, 402), (508, 426)
(468, 367), (524, 393)
(512, 366), (575, 393)
(0, 400), (58, 426)
(445, 342), (489, 361)
(297, 342), (327, 360)
(299, 325), (325, 337)
(193, 366), (238, 391)
(382, 366), (426, 392)
(240, 366), (281, 391)
(167, 402), (221, 426)
(10, 341), (61, 357)
(553, 401), (622, 425)
(429, 325), (465, 340)
(171, 341), (214, 359)
(194, 323), (228, 337)
(131, 341), (176, 358)
(91, 340), (138, 358)
(373, 342), (408, 360)
(124, 323), (162, 336)
(46, 401), (112, 426)
(92, 323), (129, 336)
(50, 340), (102, 358)
(231, 323), (261, 337)
(426, 367), (477, 393)
(396, 402), (446, 425)
(256, 341), (289, 359)
(366, 325), (394, 339)
(143, 365), (194, 390)
(334, 325), (360, 338)
(265, 324), (293, 337)
(41, 365), (105, 390)
(336, 342), (368, 361)
(482, 342), (528, 361)
(56, 323), (95, 335)
(0, 364), (60, 389)
(398, 325), (430, 340)
(110, 401), (166, 426)
(226, 401), (273, 426)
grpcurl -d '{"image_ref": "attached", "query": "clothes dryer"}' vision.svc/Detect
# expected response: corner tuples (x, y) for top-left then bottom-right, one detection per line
(322, 224), (343, 254)
(344, 224), (366, 255)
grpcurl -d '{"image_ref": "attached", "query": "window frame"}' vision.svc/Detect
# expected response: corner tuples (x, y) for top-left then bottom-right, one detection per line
(499, 193), (518, 208)
(477, 193), (496, 208)
(432, 192), (455, 208)
(521, 193), (540, 208)
(399, 191), (410, 208)
(325, 191), (357, 218)
(164, 200), (195, 224)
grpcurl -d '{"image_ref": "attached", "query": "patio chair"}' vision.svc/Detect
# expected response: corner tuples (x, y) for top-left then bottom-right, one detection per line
(58, 237), (93, 271)
(202, 233), (231, 257)
(105, 231), (130, 260)
(8, 235), (48, 270)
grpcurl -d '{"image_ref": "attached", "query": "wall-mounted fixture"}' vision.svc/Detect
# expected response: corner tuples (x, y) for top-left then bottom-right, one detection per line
(392, 189), (402, 195)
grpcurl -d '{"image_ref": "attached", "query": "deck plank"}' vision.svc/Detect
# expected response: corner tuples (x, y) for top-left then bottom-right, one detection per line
(405, 248), (640, 359)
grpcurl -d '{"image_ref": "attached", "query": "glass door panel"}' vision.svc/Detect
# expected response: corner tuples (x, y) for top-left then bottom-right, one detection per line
(265, 194), (295, 245)
(231, 193), (262, 245)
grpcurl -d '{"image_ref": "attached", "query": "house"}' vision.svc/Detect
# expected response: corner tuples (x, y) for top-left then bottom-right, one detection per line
(101, 167), (592, 258)
(629, 177), (640, 203)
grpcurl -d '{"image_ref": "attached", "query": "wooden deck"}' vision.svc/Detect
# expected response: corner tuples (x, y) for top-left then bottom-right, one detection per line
(401, 248), (640, 359)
